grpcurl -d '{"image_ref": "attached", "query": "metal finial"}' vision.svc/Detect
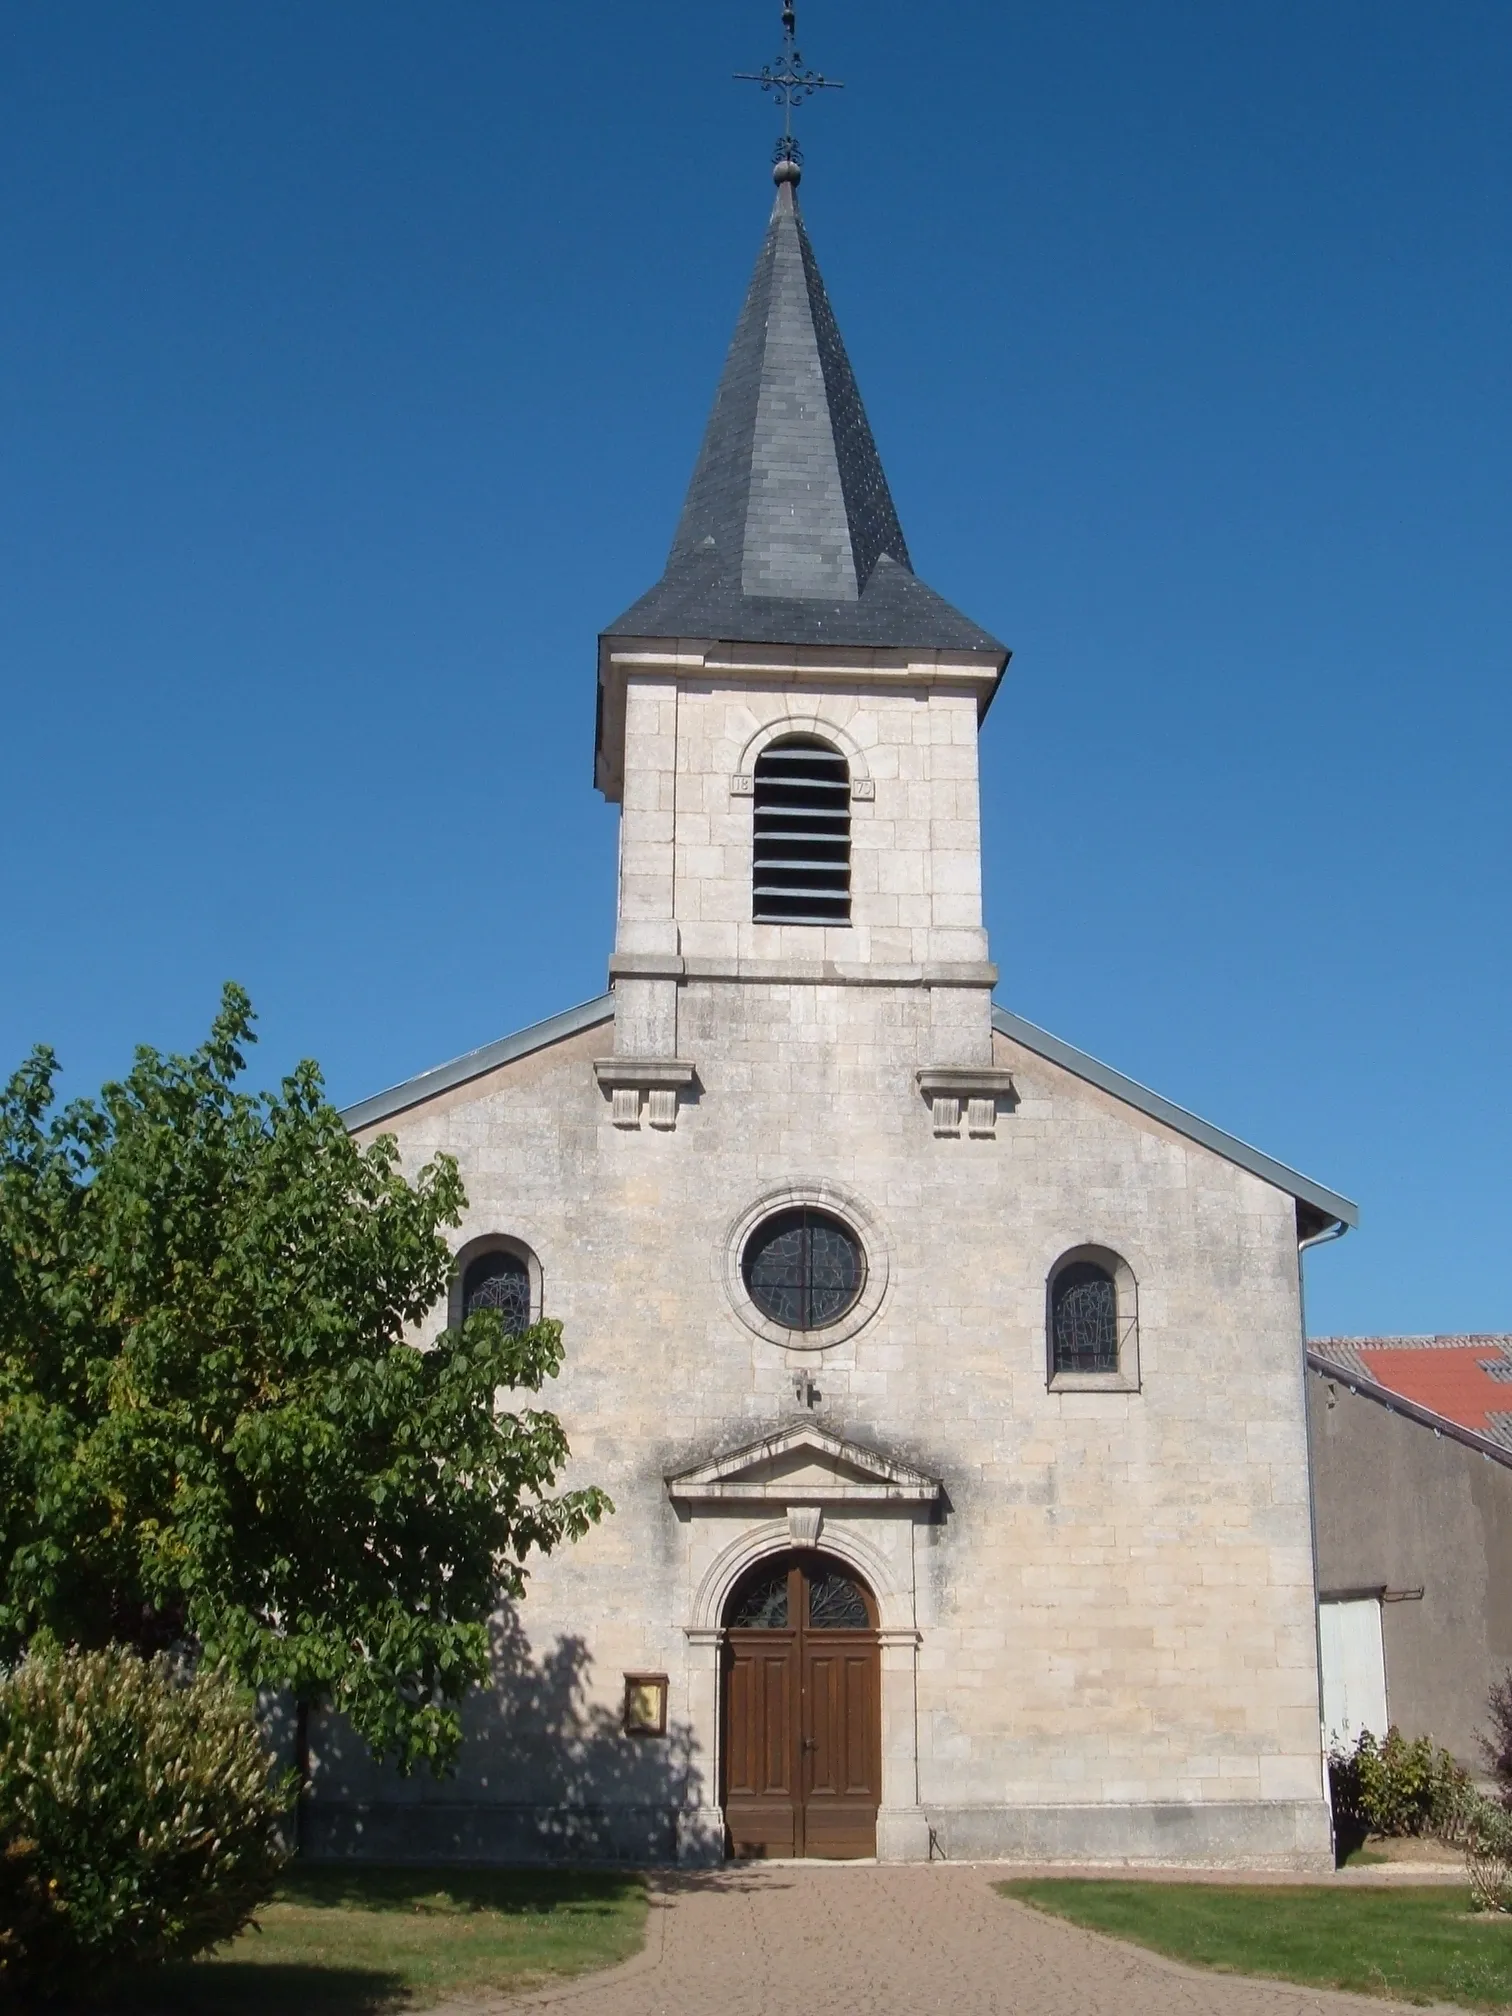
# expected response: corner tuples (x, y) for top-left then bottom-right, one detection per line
(735, 1), (844, 183)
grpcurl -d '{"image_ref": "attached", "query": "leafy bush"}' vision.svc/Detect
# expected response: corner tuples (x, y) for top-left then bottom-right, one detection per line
(0, 1641), (290, 1998)
(1328, 1726), (1471, 1843)
(1482, 1669), (1512, 1797)
(1453, 1794), (1512, 1914)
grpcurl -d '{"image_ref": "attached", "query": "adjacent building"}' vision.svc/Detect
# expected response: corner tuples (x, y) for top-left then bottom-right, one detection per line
(1309, 1336), (1512, 1771)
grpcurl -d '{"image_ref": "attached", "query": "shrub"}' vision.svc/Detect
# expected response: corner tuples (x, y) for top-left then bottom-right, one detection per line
(1328, 1726), (1471, 1843)
(1482, 1670), (1512, 1798)
(1450, 1793), (1512, 1913)
(0, 1641), (290, 1998)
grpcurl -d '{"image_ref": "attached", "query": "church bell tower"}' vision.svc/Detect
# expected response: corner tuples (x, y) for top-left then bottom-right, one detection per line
(593, 40), (1012, 1137)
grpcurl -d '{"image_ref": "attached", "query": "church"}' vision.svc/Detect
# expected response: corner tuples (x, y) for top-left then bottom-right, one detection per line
(323, 137), (1358, 1869)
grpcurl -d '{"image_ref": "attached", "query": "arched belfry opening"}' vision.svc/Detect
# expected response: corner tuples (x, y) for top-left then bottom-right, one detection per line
(752, 735), (852, 926)
(721, 1550), (880, 1859)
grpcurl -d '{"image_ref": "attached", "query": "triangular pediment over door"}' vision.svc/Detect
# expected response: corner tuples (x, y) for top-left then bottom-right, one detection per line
(665, 1425), (941, 1507)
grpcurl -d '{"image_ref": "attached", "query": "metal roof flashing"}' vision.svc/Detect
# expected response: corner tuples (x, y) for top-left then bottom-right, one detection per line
(992, 1005), (1358, 1232)
(341, 995), (1356, 1236)
(340, 996), (615, 1133)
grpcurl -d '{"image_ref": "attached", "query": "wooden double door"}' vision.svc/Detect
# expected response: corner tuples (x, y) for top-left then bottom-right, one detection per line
(722, 1552), (881, 1860)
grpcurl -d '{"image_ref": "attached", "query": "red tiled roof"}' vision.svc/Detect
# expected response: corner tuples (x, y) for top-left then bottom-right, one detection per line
(1310, 1335), (1512, 1449)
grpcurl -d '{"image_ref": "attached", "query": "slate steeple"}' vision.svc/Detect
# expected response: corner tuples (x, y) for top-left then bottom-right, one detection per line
(603, 172), (1003, 656)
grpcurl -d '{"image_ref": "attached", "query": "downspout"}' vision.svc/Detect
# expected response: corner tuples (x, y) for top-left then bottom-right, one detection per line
(1297, 1215), (1348, 1856)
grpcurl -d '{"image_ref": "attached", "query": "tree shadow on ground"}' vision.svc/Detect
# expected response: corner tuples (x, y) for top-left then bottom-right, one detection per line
(85, 1961), (404, 2016)
(286, 1864), (640, 1914)
(91, 1869), (646, 2016)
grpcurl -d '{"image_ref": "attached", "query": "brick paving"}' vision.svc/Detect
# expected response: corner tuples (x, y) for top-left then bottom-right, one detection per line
(468, 1861), (1456, 2016)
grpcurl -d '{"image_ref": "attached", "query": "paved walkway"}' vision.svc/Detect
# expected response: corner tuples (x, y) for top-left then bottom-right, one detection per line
(470, 1861), (1459, 2016)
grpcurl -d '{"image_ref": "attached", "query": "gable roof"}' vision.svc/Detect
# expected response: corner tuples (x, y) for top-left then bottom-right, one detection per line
(340, 995), (614, 1132)
(339, 993), (1358, 1238)
(1309, 1336), (1512, 1459)
(992, 1005), (1358, 1232)
(665, 1424), (941, 1505)
(601, 180), (1005, 659)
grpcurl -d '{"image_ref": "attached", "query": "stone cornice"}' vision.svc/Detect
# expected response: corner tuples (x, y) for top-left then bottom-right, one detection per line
(608, 953), (997, 990)
(915, 1067), (1018, 1097)
(591, 1056), (697, 1089)
(594, 636), (1003, 801)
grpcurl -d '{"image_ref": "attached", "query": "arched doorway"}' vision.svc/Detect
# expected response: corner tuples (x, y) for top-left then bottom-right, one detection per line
(721, 1551), (881, 1859)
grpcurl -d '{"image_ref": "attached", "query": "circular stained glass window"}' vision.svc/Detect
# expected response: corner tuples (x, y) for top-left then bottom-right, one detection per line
(742, 1207), (865, 1332)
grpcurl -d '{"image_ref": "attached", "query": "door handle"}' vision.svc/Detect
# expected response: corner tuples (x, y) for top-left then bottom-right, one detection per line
(801, 1737), (818, 1752)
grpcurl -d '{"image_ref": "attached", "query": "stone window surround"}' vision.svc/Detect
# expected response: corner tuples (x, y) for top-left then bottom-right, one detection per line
(731, 713), (875, 803)
(448, 1231), (543, 1333)
(1045, 1243), (1140, 1393)
(722, 1181), (890, 1352)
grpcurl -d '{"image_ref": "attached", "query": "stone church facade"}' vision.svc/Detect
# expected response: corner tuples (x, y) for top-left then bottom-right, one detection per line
(322, 165), (1357, 1869)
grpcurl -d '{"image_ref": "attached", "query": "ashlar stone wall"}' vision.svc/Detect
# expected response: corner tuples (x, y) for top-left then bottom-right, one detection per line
(613, 670), (991, 970)
(317, 993), (1331, 1870)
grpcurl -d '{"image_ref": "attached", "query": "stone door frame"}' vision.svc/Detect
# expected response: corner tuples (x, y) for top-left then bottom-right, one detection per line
(676, 1513), (928, 1864)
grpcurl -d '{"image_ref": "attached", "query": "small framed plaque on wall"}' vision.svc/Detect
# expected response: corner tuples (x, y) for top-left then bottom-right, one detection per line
(622, 1672), (668, 1737)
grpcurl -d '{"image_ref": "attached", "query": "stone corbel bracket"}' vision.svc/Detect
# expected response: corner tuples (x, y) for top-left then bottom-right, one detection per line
(916, 1066), (1017, 1140)
(594, 1057), (697, 1132)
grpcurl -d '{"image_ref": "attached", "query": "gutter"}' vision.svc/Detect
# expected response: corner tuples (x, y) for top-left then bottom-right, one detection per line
(1297, 1214), (1348, 1833)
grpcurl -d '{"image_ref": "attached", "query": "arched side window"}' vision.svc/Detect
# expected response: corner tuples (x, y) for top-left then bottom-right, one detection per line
(451, 1237), (541, 1335)
(1046, 1246), (1140, 1391)
(752, 735), (851, 926)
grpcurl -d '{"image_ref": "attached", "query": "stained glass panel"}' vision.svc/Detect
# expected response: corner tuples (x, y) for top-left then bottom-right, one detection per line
(743, 1207), (864, 1331)
(807, 1572), (869, 1630)
(729, 1571), (789, 1629)
(463, 1251), (531, 1336)
(1052, 1262), (1118, 1374)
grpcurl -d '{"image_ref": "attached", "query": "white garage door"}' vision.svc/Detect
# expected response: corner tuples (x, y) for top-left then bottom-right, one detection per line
(1319, 1596), (1388, 1749)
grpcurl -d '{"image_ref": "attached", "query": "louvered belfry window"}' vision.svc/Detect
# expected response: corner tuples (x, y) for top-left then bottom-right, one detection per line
(752, 736), (851, 926)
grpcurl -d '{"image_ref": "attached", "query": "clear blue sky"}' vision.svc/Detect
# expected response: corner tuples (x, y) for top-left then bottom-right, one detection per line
(2, 2), (1508, 1338)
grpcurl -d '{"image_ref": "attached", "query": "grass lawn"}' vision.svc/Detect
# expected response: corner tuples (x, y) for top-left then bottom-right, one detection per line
(998, 1880), (1512, 2010)
(110, 1866), (648, 2014)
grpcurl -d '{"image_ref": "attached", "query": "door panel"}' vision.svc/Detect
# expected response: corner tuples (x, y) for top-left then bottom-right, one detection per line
(724, 1632), (798, 1858)
(722, 1559), (880, 1861)
(1320, 1597), (1388, 1750)
(802, 1637), (879, 1858)
(843, 1650), (875, 1794)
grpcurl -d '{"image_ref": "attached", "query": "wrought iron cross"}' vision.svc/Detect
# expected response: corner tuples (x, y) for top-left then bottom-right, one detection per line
(735, 2), (843, 169)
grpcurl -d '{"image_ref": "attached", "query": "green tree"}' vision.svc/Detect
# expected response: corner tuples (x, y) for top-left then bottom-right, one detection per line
(0, 984), (607, 1773)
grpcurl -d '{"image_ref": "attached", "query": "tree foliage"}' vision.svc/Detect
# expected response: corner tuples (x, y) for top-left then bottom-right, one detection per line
(0, 985), (608, 1771)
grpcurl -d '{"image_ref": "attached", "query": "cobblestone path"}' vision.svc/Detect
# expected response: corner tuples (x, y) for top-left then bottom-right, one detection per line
(474, 1861), (1441, 2016)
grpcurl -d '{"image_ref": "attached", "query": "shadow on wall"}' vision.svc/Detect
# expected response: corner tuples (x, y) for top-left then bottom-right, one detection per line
(305, 1612), (704, 1866)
